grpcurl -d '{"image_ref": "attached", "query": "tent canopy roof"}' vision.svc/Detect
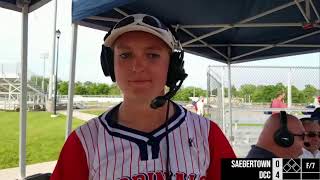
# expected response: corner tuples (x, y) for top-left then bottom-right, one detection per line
(72, 0), (320, 64)
(0, 0), (51, 13)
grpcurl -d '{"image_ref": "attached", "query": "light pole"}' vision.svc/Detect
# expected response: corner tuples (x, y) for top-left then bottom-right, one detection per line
(52, 29), (61, 117)
(40, 52), (49, 93)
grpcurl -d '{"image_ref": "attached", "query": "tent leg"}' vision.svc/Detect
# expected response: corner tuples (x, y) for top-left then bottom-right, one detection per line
(66, 24), (78, 140)
(221, 67), (226, 134)
(227, 47), (233, 142)
(287, 68), (292, 108)
(48, 0), (58, 107)
(19, 3), (29, 179)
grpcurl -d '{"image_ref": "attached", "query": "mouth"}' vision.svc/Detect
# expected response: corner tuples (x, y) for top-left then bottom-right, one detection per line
(128, 79), (152, 86)
(129, 79), (152, 83)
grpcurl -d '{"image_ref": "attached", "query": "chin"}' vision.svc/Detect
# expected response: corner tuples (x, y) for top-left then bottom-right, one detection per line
(126, 91), (157, 101)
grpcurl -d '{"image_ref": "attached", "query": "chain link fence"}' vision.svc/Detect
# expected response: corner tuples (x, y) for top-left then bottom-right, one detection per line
(207, 65), (320, 157)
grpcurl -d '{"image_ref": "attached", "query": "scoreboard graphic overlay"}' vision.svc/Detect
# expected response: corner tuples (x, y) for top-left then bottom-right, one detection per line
(222, 158), (320, 180)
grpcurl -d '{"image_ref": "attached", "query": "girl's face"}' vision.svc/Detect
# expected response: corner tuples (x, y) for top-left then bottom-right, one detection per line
(113, 31), (171, 101)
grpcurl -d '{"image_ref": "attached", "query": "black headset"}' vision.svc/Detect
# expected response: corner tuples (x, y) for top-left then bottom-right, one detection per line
(273, 111), (295, 147)
(100, 26), (188, 109)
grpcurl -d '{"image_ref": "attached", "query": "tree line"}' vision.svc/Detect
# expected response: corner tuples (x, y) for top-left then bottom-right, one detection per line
(29, 76), (319, 103)
(219, 83), (318, 104)
(58, 81), (121, 95)
(58, 81), (206, 101)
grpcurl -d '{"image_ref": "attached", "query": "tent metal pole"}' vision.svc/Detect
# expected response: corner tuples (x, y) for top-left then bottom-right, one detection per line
(233, 46), (274, 61)
(306, 0), (311, 19)
(92, 21), (303, 28)
(180, 27), (228, 60)
(309, 0), (320, 19)
(288, 68), (292, 108)
(208, 65), (320, 69)
(19, 2), (29, 179)
(318, 51), (320, 94)
(185, 44), (320, 48)
(78, 21), (111, 32)
(88, 16), (120, 22)
(232, 30), (320, 60)
(228, 57), (234, 142)
(295, 0), (311, 23)
(178, 22), (303, 28)
(91, 16), (309, 28)
(114, 8), (128, 16)
(66, 24), (78, 140)
(221, 67), (226, 134)
(49, 0), (58, 103)
(182, 0), (305, 46)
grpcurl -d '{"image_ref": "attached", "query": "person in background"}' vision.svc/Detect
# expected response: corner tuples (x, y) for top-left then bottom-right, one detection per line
(246, 112), (305, 158)
(271, 91), (287, 114)
(313, 96), (320, 108)
(302, 97), (320, 115)
(196, 96), (205, 116)
(191, 100), (198, 112)
(300, 108), (320, 158)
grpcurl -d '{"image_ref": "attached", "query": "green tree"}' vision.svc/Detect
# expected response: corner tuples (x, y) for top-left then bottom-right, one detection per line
(109, 83), (121, 95)
(238, 84), (256, 97)
(96, 83), (110, 95)
(302, 84), (317, 103)
(291, 85), (305, 103)
(250, 83), (286, 103)
(58, 81), (68, 95)
(223, 85), (238, 97)
(83, 81), (93, 87)
(87, 83), (99, 95)
(252, 85), (273, 102)
(173, 87), (193, 101)
(75, 82), (88, 95)
(173, 86), (206, 101)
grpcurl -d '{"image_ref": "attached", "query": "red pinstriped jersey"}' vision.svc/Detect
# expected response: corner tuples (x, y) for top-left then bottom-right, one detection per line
(51, 102), (236, 180)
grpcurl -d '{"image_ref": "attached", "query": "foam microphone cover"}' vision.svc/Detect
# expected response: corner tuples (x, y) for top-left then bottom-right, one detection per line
(304, 142), (311, 147)
(150, 96), (167, 109)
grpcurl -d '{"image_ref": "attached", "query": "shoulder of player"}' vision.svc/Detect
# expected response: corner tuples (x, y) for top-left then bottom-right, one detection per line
(74, 108), (112, 131)
(185, 109), (211, 123)
(75, 116), (101, 131)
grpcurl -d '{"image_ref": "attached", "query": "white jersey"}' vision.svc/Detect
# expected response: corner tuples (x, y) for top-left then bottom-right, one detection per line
(51, 102), (236, 180)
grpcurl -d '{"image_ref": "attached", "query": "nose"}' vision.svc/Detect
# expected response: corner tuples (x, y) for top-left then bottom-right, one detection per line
(132, 55), (146, 72)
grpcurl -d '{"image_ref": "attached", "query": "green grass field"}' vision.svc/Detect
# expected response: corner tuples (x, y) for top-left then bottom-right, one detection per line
(0, 111), (85, 169)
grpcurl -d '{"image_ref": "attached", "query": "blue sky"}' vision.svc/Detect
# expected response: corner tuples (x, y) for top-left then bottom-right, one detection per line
(0, 1), (319, 89)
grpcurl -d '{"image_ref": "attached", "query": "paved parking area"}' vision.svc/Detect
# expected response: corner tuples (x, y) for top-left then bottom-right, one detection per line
(0, 161), (56, 180)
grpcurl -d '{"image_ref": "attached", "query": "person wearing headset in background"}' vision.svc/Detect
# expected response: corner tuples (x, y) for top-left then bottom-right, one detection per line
(51, 14), (235, 180)
(300, 109), (320, 158)
(246, 112), (305, 158)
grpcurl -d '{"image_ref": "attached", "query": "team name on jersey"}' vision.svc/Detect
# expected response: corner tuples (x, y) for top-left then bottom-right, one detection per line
(119, 171), (206, 180)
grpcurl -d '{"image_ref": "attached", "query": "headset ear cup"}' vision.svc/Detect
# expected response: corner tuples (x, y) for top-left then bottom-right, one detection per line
(274, 129), (294, 148)
(100, 45), (109, 76)
(166, 52), (187, 88)
(100, 45), (116, 82)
